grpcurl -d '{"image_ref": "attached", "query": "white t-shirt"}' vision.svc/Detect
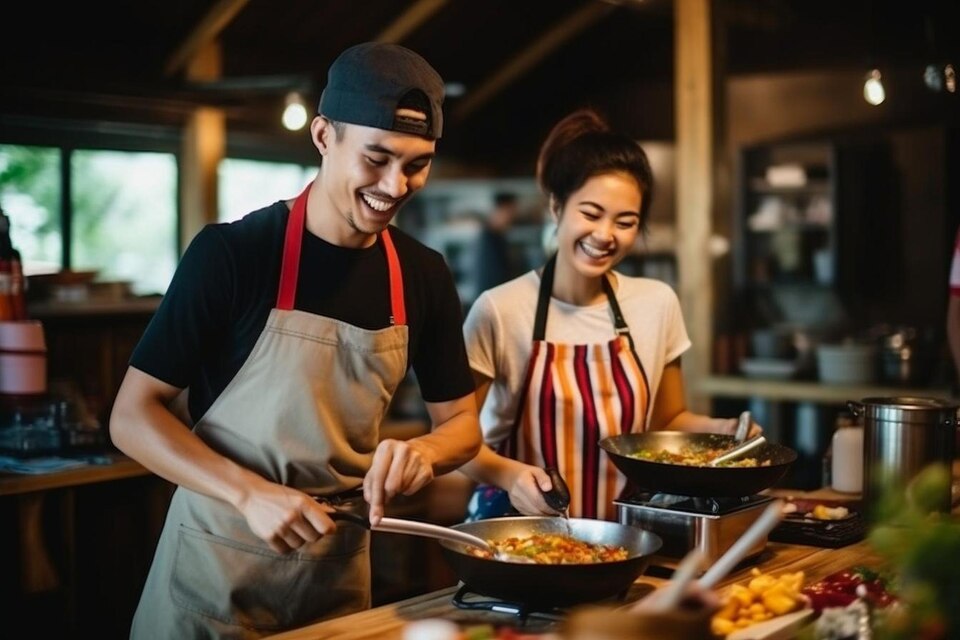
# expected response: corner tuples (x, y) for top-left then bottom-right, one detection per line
(950, 227), (960, 296)
(463, 269), (692, 446)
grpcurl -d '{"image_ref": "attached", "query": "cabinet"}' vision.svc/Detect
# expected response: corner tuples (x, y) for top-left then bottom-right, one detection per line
(735, 142), (837, 292)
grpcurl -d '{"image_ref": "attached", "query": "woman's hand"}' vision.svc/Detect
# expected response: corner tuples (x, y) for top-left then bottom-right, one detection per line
(708, 416), (763, 438)
(506, 464), (561, 516)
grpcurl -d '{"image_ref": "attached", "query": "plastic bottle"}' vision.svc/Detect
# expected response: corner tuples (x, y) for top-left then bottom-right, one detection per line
(0, 207), (25, 320)
(831, 413), (864, 494)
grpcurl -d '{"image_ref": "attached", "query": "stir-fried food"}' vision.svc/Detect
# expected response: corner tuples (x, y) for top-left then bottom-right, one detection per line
(628, 446), (771, 467)
(469, 533), (629, 564)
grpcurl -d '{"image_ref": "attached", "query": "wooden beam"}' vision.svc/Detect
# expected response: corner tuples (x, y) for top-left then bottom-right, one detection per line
(374, 0), (451, 44)
(452, 2), (614, 122)
(675, 0), (719, 413)
(179, 43), (225, 253)
(164, 0), (251, 77)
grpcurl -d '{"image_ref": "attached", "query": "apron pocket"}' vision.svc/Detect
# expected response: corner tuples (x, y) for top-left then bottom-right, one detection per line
(170, 524), (370, 632)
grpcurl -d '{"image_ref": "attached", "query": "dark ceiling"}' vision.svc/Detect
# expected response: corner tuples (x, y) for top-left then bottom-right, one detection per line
(1, 0), (956, 173)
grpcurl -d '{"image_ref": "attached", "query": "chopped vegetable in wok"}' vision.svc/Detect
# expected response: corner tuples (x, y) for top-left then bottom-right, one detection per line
(469, 533), (629, 564)
(627, 445), (771, 467)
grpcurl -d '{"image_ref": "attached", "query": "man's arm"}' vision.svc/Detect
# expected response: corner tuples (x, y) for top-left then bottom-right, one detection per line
(109, 366), (340, 553)
(363, 391), (481, 525)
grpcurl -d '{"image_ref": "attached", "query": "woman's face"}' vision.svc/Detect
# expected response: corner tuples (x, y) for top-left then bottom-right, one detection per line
(553, 171), (643, 278)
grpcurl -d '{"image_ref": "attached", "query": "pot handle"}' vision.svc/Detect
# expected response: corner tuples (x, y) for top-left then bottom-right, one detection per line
(847, 401), (864, 418)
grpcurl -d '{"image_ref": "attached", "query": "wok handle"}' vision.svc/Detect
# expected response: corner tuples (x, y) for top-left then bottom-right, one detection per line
(328, 510), (370, 528)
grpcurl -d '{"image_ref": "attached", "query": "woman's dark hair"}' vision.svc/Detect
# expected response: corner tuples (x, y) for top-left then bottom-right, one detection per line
(536, 109), (654, 225)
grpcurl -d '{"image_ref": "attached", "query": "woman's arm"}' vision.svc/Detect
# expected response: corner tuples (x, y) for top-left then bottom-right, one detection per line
(456, 372), (558, 516)
(647, 358), (745, 435)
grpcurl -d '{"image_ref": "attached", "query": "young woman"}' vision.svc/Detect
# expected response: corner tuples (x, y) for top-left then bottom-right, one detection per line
(460, 108), (751, 521)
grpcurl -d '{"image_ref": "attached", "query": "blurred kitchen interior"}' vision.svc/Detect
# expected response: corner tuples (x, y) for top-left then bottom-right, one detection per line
(0, 0), (958, 635)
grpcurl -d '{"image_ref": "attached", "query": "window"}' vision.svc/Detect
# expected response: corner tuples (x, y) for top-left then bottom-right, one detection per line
(218, 159), (313, 223)
(0, 144), (62, 275)
(1, 143), (178, 296)
(71, 150), (177, 296)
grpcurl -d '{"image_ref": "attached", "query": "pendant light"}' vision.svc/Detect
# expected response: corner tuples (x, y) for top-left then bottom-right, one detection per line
(863, 69), (885, 106)
(282, 91), (309, 131)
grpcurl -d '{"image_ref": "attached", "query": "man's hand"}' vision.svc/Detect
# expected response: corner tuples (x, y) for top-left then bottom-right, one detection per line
(363, 439), (435, 525)
(236, 481), (338, 553)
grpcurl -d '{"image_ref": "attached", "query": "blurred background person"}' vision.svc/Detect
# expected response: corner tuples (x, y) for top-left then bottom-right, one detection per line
(473, 191), (525, 295)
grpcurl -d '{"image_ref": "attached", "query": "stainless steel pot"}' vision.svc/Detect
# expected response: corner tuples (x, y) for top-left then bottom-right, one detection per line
(848, 396), (959, 514)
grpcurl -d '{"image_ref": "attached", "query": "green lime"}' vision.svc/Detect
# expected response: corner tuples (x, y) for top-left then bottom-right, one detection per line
(907, 464), (950, 513)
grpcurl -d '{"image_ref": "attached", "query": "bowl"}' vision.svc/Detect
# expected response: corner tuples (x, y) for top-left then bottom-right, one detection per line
(816, 343), (877, 384)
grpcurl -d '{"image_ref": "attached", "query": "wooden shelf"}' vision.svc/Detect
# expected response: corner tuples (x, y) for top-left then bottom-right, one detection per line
(697, 375), (954, 404)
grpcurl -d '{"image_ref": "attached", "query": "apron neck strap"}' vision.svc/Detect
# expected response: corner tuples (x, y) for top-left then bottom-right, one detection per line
(276, 183), (406, 325)
(379, 227), (406, 325)
(276, 184), (310, 310)
(533, 254), (631, 341)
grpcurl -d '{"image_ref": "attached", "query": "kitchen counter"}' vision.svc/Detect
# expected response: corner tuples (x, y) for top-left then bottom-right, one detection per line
(697, 374), (953, 404)
(265, 539), (883, 640)
(0, 452), (152, 496)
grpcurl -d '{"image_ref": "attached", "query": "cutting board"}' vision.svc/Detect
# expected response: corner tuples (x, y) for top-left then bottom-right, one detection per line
(727, 608), (815, 640)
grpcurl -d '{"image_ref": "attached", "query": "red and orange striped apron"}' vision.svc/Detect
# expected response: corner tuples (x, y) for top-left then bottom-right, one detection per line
(500, 256), (650, 521)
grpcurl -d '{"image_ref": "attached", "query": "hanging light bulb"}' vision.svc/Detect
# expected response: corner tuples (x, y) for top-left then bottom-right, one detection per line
(863, 69), (885, 106)
(282, 91), (309, 131)
(945, 64), (956, 94)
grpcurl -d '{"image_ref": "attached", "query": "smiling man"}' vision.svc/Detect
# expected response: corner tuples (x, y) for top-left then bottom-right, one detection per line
(110, 42), (481, 639)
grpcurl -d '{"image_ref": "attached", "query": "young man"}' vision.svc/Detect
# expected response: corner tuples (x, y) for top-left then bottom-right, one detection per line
(110, 42), (481, 638)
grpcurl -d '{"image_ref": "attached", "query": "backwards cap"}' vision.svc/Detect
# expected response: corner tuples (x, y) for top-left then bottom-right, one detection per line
(318, 42), (444, 139)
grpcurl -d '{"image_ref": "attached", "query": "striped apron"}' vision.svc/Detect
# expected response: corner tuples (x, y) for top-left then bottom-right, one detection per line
(502, 256), (650, 521)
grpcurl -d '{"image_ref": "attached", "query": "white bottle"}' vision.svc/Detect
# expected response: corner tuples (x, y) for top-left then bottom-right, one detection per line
(831, 423), (864, 494)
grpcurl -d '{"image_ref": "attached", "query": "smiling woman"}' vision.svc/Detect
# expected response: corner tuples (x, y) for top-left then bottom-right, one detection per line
(458, 108), (749, 524)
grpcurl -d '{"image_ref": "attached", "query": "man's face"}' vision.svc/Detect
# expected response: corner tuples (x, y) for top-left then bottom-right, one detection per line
(314, 117), (435, 246)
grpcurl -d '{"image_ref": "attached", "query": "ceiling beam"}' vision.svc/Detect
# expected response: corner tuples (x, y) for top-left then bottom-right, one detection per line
(374, 0), (451, 44)
(452, 1), (614, 122)
(165, 0), (251, 77)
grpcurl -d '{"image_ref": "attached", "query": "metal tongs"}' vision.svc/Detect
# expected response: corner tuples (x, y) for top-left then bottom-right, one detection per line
(710, 434), (767, 467)
(710, 411), (765, 467)
(325, 503), (536, 563)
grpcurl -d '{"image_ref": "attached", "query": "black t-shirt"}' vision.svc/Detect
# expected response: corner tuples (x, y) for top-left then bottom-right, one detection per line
(130, 201), (474, 422)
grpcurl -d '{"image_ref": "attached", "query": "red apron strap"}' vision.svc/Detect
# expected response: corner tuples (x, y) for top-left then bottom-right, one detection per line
(276, 184), (310, 310)
(380, 227), (406, 326)
(277, 184), (405, 324)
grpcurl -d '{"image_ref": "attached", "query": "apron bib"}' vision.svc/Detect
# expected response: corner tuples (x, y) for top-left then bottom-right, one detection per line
(132, 184), (409, 639)
(469, 256), (650, 522)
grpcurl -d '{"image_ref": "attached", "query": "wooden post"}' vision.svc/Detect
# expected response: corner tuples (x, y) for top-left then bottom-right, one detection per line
(179, 42), (225, 253)
(675, 0), (723, 413)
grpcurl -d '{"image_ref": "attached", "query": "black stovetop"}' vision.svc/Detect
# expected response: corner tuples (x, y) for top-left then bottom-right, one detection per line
(615, 491), (773, 515)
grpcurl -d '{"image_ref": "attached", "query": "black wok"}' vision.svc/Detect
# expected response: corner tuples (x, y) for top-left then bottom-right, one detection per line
(438, 516), (662, 607)
(599, 431), (797, 497)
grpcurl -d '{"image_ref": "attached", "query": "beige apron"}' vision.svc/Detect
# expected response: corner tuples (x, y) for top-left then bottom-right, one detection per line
(502, 255), (650, 521)
(131, 184), (409, 639)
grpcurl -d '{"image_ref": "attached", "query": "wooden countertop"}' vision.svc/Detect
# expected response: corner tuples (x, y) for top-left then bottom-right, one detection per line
(0, 453), (152, 496)
(265, 539), (884, 640)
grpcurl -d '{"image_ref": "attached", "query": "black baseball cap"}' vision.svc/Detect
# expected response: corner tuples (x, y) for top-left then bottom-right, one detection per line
(318, 42), (444, 140)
